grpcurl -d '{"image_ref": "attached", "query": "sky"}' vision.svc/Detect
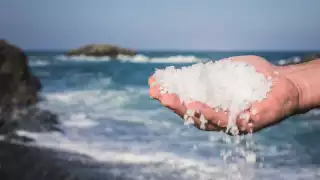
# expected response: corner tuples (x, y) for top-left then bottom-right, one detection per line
(1, 0), (320, 51)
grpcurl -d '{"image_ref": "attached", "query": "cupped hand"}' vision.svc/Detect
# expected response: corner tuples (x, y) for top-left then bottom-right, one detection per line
(148, 55), (301, 135)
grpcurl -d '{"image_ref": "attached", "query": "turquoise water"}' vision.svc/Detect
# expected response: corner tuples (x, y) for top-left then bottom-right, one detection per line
(25, 51), (320, 180)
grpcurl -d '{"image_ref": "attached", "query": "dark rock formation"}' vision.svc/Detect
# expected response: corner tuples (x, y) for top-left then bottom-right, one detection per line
(0, 40), (41, 122)
(0, 140), (133, 180)
(301, 54), (320, 62)
(0, 40), (61, 140)
(66, 44), (136, 57)
(0, 140), (192, 180)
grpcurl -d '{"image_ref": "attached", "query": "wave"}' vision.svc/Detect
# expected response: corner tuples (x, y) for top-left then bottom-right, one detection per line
(15, 128), (317, 180)
(56, 54), (111, 62)
(28, 59), (50, 67)
(15, 130), (234, 180)
(55, 54), (205, 63)
(20, 63), (317, 179)
(277, 56), (301, 65)
(117, 54), (204, 63)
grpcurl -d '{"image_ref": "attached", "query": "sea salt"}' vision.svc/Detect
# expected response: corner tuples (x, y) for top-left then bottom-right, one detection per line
(153, 58), (273, 135)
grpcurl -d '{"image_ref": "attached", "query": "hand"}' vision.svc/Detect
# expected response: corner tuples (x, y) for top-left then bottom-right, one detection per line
(148, 55), (301, 135)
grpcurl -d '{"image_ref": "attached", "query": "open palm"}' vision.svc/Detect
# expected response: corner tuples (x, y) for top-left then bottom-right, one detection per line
(148, 56), (300, 134)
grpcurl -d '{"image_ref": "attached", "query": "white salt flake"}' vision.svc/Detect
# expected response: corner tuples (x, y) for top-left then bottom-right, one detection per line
(183, 114), (189, 121)
(183, 109), (196, 126)
(239, 112), (250, 123)
(245, 152), (257, 164)
(159, 86), (168, 95)
(267, 76), (272, 81)
(184, 117), (195, 126)
(199, 114), (208, 130)
(186, 109), (195, 117)
(199, 114), (207, 123)
(251, 108), (257, 116)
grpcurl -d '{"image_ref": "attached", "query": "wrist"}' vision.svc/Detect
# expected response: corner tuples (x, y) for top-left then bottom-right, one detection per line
(277, 61), (320, 113)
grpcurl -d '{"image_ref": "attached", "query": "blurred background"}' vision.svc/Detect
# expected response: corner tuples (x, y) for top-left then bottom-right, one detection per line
(1, 0), (320, 180)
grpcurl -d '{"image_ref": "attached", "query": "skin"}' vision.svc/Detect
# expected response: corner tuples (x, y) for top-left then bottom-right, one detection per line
(148, 55), (306, 135)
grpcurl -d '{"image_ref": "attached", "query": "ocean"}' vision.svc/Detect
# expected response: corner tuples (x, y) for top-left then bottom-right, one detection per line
(20, 51), (320, 180)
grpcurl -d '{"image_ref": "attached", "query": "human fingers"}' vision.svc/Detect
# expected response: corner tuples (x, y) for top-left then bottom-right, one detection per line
(195, 103), (229, 128)
(237, 95), (280, 133)
(148, 76), (155, 86)
(148, 76), (162, 100)
(183, 102), (229, 131)
(236, 110), (254, 133)
(159, 93), (186, 117)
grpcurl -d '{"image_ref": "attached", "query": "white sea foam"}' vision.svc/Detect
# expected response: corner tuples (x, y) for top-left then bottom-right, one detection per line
(277, 56), (301, 66)
(63, 113), (99, 128)
(13, 130), (236, 180)
(56, 54), (204, 63)
(56, 55), (111, 61)
(29, 59), (50, 66)
(117, 54), (204, 63)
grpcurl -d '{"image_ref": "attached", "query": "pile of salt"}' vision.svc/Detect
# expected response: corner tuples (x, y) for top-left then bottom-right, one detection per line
(153, 58), (273, 135)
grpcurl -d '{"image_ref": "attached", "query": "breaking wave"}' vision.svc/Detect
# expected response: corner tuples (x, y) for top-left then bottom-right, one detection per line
(55, 54), (204, 63)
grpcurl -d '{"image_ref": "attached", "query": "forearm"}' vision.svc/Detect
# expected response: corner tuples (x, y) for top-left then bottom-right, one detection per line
(278, 59), (320, 112)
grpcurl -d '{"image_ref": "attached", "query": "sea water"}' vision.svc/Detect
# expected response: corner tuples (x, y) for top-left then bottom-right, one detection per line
(18, 51), (320, 180)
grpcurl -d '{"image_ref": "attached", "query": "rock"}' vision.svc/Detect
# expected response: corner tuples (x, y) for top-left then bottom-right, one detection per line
(0, 140), (134, 180)
(0, 40), (61, 139)
(0, 107), (62, 138)
(0, 140), (196, 180)
(0, 40), (41, 121)
(66, 44), (136, 57)
(301, 54), (320, 62)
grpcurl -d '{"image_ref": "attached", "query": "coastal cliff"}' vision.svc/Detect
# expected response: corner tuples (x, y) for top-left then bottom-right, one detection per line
(0, 40), (59, 140)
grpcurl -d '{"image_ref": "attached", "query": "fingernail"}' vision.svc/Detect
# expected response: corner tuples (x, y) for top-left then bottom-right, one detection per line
(150, 81), (157, 87)
(199, 114), (207, 130)
(184, 117), (195, 126)
(239, 112), (250, 123)
(186, 109), (195, 117)
(159, 86), (168, 95)
(183, 114), (189, 121)
(248, 123), (254, 133)
(267, 76), (272, 80)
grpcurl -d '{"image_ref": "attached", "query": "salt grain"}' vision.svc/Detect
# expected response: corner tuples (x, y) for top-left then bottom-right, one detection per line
(239, 112), (250, 123)
(153, 58), (272, 135)
(250, 108), (257, 116)
(245, 152), (257, 164)
(199, 114), (208, 130)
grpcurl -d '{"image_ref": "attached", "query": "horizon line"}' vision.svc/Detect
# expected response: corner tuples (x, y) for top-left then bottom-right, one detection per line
(24, 48), (320, 53)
